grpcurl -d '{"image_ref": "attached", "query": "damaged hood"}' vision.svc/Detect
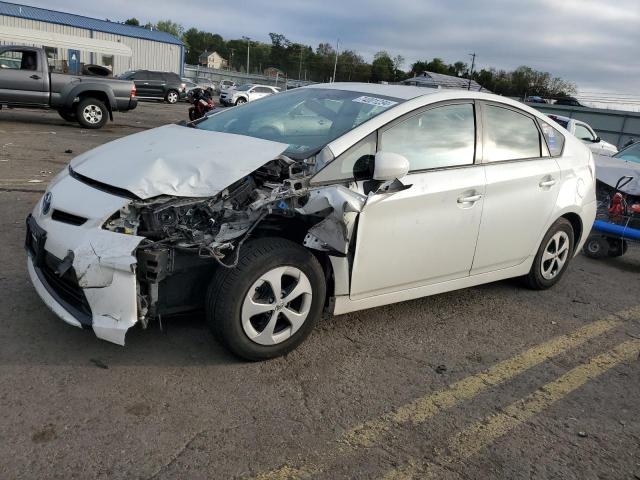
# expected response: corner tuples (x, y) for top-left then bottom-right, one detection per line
(594, 154), (640, 196)
(71, 124), (288, 199)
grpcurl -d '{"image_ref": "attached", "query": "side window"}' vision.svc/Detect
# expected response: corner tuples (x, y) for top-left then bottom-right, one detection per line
(379, 103), (476, 171)
(483, 105), (541, 162)
(574, 124), (595, 141)
(132, 71), (147, 80)
(149, 72), (164, 81)
(0, 50), (37, 70)
(539, 120), (565, 157)
(311, 133), (377, 184)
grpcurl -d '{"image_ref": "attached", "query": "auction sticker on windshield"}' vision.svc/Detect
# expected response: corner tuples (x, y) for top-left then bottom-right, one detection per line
(352, 96), (398, 108)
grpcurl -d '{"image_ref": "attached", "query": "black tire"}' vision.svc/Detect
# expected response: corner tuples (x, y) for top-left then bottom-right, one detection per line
(206, 237), (326, 361)
(606, 238), (628, 258)
(75, 98), (108, 129)
(235, 97), (247, 106)
(165, 89), (179, 104)
(582, 234), (608, 259)
(57, 109), (76, 122)
(523, 218), (574, 290)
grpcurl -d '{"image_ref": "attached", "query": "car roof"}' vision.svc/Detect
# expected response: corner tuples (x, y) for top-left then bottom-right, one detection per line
(307, 82), (436, 100)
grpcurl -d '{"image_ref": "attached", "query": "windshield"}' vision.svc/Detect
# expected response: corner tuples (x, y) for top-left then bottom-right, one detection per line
(616, 142), (640, 164)
(196, 88), (402, 158)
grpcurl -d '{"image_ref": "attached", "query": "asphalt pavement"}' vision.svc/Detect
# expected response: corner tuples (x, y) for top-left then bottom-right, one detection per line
(1, 102), (639, 480)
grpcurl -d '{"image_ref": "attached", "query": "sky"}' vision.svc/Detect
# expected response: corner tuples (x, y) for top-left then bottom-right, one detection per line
(18, 0), (640, 98)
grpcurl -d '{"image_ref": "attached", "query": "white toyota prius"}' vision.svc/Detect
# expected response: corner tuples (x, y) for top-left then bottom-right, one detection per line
(26, 83), (596, 360)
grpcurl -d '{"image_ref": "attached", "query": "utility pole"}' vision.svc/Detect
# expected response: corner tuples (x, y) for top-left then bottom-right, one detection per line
(332, 39), (339, 83)
(467, 52), (476, 91)
(229, 48), (234, 70)
(242, 36), (250, 74)
(298, 46), (303, 80)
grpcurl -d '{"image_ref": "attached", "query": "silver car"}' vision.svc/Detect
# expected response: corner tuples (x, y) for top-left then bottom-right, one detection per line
(26, 83), (596, 360)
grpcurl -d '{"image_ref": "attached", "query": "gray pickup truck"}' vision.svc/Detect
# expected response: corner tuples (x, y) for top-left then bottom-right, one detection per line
(0, 46), (137, 129)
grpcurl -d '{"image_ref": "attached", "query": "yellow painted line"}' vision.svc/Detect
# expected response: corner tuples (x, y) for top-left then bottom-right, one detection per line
(388, 338), (640, 479)
(252, 307), (639, 480)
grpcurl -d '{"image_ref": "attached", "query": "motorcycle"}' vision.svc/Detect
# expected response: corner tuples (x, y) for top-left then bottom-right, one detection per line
(188, 87), (215, 121)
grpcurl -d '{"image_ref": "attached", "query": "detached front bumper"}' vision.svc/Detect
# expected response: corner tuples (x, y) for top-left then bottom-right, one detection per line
(25, 173), (146, 345)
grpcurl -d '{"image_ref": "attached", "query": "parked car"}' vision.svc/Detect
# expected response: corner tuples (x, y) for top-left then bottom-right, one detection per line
(547, 114), (618, 156)
(194, 77), (217, 92)
(554, 96), (583, 107)
(0, 46), (137, 129)
(217, 79), (236, 94)
(219, 84), (279, 106)
(526, 96), (547, 104)
(26, 83), (596, 360)
(181, 79), (202, 99)
(118, 70), (186, 104)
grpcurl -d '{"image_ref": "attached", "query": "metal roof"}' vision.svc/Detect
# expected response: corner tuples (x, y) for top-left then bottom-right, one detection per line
(0, 1), (183, 45)
(402, 71), (486, 92)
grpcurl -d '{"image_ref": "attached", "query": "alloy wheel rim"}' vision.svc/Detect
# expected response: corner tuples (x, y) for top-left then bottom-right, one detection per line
(241, 266), (312, 346)
(541, 231), (570, 280)
(168, 92), (178, 103)
(82, 105), (102, 124)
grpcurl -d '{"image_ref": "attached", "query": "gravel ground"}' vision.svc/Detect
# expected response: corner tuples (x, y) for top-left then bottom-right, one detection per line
(1, 103), (639, 480)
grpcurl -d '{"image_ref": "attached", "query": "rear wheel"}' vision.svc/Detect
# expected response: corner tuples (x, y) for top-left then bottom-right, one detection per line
(206, 238), (326, 361)
(75, 98), (108, 129)
(583, 234), (608, 259)
(523, 218), (574, 289)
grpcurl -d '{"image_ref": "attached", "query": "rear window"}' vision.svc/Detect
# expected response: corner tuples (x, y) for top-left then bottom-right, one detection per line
(539, 120), (565, 156)
(483, 105), (541, 162)
(164, 73), (182, 83)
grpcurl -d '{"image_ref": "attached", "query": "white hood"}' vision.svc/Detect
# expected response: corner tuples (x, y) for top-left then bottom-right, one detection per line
(71, 124), (288, 199)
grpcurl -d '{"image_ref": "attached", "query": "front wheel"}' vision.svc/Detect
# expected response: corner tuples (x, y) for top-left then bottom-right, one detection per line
(523, 218), (574, 290)
(165, 90), (179, 104)
(235, 97), (247, 106)
(206, 238), (326, 361)
(76, 98), (108, 129)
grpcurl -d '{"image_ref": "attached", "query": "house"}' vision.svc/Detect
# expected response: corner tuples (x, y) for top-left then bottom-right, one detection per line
(402, 71), (486, 92)
(0, 1), (184, 75)
(263, 66), (284, 78)
(198, 51), (227, 69)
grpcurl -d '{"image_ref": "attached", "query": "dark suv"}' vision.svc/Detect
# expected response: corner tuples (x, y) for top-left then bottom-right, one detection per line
(118, 70), (186, 104)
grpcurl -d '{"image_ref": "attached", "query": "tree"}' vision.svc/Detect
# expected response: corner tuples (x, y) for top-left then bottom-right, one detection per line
(392, 54), (405, 80)
(124, 18), (140, 26)
(452, 61), (467, 76)
(155, 20), (184, 38)
(371, 51), (394, 83)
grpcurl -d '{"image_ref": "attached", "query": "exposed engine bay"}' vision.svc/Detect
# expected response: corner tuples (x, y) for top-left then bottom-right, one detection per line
(102, 155), (366, 328)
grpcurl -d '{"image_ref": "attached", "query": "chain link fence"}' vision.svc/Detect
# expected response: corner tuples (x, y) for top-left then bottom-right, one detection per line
(183, 64), (315, 89)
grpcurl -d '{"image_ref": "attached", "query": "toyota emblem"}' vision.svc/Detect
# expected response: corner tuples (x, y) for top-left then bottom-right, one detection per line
(42, 192), (52, 215)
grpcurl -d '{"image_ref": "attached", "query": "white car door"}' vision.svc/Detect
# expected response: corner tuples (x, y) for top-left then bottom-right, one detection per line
(471, 103), (560, 275)
(349, 102), (486, 300)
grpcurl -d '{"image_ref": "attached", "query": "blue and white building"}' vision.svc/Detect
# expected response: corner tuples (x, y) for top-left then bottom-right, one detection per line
(0, 1), (184, 75)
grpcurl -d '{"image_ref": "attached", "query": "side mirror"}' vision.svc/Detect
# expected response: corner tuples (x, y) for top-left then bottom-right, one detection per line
(373, 151), (410, 181)
(593, 137), (601, 143)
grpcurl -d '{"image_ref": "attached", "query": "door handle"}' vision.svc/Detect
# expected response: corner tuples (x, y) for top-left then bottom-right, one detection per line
(143, 82), (149, 85)
(539, 179), (557, 187)
(30, 74), (41, 80)
(457, 194), (482, 204)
